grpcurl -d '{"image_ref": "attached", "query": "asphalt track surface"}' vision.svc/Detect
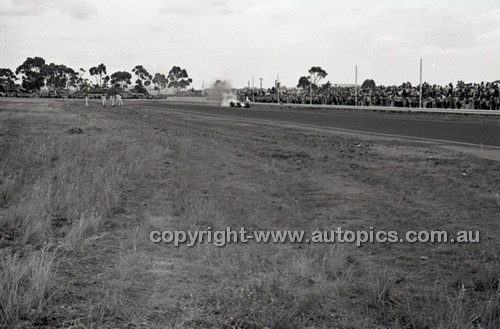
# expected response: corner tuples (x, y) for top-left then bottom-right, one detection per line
(131, 101), (500, 148)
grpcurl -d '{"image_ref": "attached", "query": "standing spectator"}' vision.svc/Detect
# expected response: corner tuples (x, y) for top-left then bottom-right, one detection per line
(116, 94), (123, 107)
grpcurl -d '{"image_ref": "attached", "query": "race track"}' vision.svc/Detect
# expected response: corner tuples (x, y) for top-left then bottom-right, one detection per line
(131, 101), (500, 148)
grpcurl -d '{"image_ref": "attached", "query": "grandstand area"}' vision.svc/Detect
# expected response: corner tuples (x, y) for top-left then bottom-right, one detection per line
(237, 80), (500, 110)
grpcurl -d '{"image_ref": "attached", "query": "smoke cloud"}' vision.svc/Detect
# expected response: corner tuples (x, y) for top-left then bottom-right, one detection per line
(206, 80), (235, 101)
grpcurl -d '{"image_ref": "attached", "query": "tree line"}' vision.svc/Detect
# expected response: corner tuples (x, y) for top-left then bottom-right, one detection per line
(0, 56), (192, 95)
(295, 66), (375, 91)
(0, 59), (377, 97)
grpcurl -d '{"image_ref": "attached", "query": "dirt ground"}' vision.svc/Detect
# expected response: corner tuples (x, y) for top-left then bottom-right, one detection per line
(1, 99), (499, 328)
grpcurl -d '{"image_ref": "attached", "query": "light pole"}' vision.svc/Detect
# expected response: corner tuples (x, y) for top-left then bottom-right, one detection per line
(252, 75), (255, 102)
(419, 58), (422, 108)
(355, 65), (358, 106)
(277, 73), (280, 104)
(310, 72), (313, 106)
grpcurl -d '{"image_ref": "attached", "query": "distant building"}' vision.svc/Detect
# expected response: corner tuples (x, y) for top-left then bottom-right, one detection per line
(332, 83), (356, 87)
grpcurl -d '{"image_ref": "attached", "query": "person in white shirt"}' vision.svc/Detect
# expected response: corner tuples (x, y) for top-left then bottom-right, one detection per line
(116, 94), (123, 107)
(85, 95), (89, 107)
(101, 94), (106, 107)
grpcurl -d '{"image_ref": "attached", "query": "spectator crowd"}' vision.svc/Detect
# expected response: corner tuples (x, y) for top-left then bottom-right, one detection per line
(253, 81), (500, 110)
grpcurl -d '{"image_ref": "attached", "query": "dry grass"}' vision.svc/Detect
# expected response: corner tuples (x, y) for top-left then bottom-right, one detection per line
(0, 101), (169, 327)
(0, 245), (55, 324)
(0, 105), (148, 246)
(143, 112), (499, 328)
(0, 99), (498, 328)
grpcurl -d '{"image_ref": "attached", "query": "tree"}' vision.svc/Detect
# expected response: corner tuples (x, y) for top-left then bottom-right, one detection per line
(43, 63), (77, 92)
(110, 71), (132, 89)
(297, 67), (328, 90)
(147, 74), (153, 92)
(89, 63), (109, 88)
(15, 56), (46, 92)
(298, 66), (328, 104)
(167, 66), (192, 93)
(297, 76), (311, 89)
(61, 65), (77, 91)
(308, 66), (328, 87)
(0, 68), (18, 92)
(361, 79), (376, 89)
(132, 65), (153, 94)
(132, 65), (152, 88)
(152, 73), (168, 95)
(76, 68), (90, 91)
(131, 84), (148, 94)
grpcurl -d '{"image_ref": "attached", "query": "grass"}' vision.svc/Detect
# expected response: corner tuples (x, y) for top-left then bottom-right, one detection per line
(0, 100), (168, 326)
(0, 245), (55, 324)
(0, 99), (498, 328)
(145, 113), (499, 328)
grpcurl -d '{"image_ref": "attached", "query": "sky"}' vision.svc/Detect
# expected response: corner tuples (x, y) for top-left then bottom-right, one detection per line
(1, 0), (499, 89)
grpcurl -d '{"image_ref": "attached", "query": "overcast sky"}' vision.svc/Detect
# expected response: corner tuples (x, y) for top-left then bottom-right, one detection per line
(1, 0), (499, 89)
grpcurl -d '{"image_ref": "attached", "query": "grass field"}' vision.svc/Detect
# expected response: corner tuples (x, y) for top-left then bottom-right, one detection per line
(0, 99), (499, 328)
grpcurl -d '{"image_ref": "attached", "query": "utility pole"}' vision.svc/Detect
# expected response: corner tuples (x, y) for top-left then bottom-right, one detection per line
(355, 65), (358, 106)
(310, 72), (313, 106)
(419, 58), (423, 108)
(277, 73), (280, 104)
(247, 80), (250, 102)
(259, 77), (263, 90)
(202, 79), (204, 97)
(252, 75), (255, 102)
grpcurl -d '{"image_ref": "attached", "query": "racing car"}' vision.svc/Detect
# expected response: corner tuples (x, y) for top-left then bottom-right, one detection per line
(221, 93), (250, 108)
(229, 99), (250, 108)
